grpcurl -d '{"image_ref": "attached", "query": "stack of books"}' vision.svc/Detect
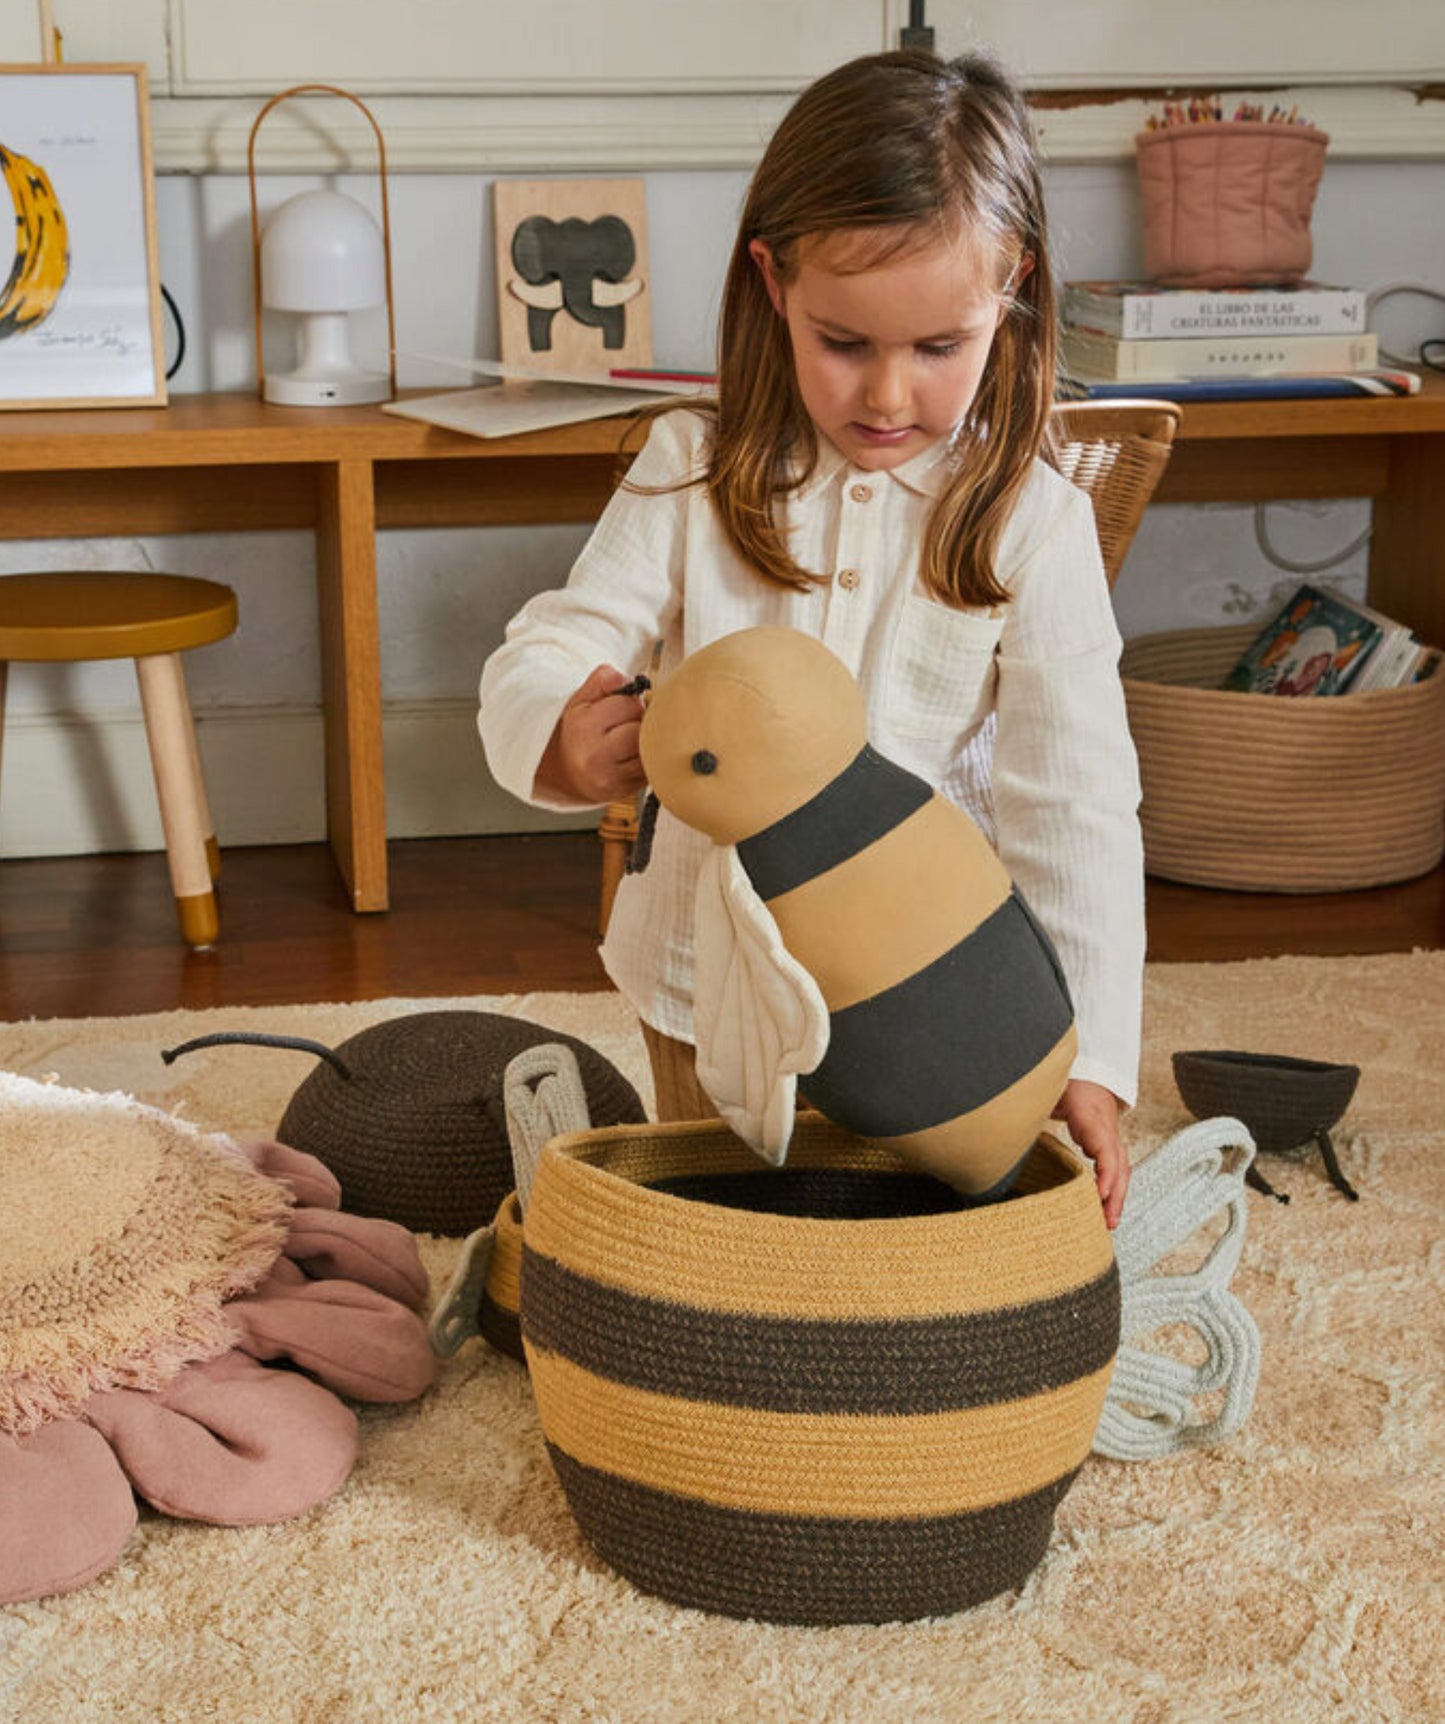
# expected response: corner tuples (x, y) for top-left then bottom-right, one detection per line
(1057, 280), (1421, 403)
(1221, 582), (1440, 696)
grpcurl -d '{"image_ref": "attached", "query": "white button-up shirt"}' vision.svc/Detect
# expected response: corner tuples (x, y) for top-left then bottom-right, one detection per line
(479, 409), (1145, 1105)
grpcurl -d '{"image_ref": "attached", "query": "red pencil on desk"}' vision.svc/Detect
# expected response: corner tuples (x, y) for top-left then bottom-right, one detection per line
(610, 368), (717, 384)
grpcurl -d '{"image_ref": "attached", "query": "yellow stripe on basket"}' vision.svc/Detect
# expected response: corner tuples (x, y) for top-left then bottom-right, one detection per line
(485, 1193), (523, 1311)
(525, 1127), (1114, 1321)
(527, 1349), (1114, 1519)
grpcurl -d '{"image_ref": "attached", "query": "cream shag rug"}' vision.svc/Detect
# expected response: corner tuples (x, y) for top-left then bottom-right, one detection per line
(1, 955), (1442, 1724)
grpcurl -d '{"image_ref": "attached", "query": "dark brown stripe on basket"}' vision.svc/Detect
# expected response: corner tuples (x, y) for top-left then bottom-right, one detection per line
(546, 1444), (1079, 1625)
(522, 1246), (1120, 1414)
(647, 1164), (977, 1219)
(478, 1292), (525, 1363)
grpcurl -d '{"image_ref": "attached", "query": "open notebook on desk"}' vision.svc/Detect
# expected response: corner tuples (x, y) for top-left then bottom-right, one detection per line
(383, 356), (713, 440)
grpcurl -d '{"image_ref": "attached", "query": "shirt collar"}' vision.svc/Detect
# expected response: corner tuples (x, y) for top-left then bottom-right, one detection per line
(791, 429), (961, 502)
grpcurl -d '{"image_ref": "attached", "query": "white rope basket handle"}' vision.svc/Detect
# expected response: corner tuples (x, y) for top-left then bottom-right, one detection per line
(502, 1043), (592, 1213)
(1095, 1116), (1263, 1461)
(429, 1044), (594, 1357)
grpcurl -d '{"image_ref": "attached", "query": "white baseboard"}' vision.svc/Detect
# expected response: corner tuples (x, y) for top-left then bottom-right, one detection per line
(0, 699), (592, 859)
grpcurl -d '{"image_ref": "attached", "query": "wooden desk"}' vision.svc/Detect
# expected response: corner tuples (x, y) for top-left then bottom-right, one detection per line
(2, 376), (1442, 911)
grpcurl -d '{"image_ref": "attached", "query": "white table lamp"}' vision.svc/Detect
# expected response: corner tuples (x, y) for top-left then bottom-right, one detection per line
(248, 85), (397, 407)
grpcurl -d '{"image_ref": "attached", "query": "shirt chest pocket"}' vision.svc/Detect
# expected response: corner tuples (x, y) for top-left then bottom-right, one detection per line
(885, 596), (1005, 741)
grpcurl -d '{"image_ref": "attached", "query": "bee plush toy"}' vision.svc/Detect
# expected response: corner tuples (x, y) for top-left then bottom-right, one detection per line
(634, 625), (1077, 1197)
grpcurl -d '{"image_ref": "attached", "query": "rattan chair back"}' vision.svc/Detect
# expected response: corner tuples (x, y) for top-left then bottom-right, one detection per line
(1047, 399), (1180, 589)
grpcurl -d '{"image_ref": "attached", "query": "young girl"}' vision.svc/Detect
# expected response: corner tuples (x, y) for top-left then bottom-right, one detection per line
(479, 49), (1143, 1228)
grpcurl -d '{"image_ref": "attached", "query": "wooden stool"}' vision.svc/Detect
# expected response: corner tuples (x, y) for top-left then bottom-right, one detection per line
(0, 572), (238, 948)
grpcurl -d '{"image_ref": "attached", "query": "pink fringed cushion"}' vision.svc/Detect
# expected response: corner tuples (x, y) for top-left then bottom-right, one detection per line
(1135, 122), (1328, 288)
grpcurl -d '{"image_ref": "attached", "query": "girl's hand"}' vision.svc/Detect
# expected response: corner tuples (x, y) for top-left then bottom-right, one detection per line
(535, 664), (649, 804)
(1052, 1079), (1129, 1230)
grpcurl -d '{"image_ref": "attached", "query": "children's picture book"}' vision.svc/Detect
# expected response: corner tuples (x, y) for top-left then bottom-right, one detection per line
(1060, 327), (1378, 383)
(1061, 280), (1367, 341)
(1221, 585), (1386, 697)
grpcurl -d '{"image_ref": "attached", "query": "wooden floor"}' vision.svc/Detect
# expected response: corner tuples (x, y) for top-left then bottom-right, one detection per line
(1, 833), (1441, 1021)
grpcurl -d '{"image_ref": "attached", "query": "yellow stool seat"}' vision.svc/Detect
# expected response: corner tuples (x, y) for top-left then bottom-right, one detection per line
(0, 572), (237, 662)
(0, 571), (239, 949)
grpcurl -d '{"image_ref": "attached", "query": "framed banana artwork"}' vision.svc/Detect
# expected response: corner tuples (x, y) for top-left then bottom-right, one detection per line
(0, 64), (166, 409)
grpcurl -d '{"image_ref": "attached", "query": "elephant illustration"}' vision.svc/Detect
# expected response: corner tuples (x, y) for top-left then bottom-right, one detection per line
(507, 214), (644, 352)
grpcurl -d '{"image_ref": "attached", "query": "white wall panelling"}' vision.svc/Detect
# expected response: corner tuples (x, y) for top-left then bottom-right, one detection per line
(27, 0), (1445, 166)
(914, 0), (1445, 86)
(0, 700), (590, 860)
(168, 0), (886, 93)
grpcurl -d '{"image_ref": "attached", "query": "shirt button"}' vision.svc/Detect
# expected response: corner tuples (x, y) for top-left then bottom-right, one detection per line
(837, 568), (860, 591)
(849, 483), (873, 503)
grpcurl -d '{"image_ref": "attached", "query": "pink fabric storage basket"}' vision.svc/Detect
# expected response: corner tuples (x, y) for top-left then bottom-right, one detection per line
(1135, 122), (1328, 288)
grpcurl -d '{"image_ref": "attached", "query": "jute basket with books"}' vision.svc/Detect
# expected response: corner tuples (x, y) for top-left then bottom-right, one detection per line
(1121, 624), (1445, 891)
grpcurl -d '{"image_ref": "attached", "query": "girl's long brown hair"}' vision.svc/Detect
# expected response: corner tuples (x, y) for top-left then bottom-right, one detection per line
(634, 50), (1056, 611)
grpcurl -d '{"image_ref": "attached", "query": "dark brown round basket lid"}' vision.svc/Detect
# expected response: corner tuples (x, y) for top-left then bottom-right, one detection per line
(277, 1010), (645, 1235)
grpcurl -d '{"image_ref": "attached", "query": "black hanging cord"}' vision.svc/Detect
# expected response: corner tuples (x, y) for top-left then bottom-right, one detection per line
(161, 1030), (354, 1080)
(160, 283), (187, 381)
(900, 0), (935, 49)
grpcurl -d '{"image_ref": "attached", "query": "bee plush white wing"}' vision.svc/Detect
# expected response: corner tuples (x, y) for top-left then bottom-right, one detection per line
(691, 844), (830, 1165)
(1093, 1116), (1261, 1460)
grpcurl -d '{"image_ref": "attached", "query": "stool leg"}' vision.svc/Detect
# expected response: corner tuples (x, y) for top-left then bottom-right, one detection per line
(135, 652), (219, 948)
(180, 681), (221, 882)
(0, 661), (8, 809)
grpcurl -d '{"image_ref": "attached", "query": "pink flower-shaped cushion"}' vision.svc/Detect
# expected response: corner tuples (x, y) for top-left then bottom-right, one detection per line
(0, 1087), (436, 1608)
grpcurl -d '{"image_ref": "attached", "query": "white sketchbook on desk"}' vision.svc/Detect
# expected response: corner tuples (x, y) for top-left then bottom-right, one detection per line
(382, 380), (669, 439)
(382, 355), (712, 440)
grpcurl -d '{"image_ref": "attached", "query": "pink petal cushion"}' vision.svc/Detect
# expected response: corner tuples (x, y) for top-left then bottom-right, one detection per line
(230, 1277), (437, 1403)
(82, 1352), (357, 1525)
(283, 1205), (431, 1310)
(239, 1137), (343, 1210)
(0, 1419), (138, 1605)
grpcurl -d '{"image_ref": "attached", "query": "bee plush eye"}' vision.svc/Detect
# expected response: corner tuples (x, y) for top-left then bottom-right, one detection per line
(691, 750), (718, 775)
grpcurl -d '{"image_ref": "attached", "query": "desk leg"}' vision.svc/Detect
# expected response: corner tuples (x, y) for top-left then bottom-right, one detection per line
(1368, 431), (1445, 650)
(316, 458), (388, 912)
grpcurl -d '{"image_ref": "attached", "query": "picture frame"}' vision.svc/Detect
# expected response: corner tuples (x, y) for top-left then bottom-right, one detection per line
(0, 63), (167, 409)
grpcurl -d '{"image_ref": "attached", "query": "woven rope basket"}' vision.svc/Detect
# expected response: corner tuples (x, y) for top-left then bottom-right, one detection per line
(275, 1011), (645, 1236)
(1173, 1050), (1359, 1156)
(1122, 625), (1445, 892)
(521, 1117), (1119, 1625)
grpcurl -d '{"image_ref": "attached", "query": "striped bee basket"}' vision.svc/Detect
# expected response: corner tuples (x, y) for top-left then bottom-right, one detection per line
(521, 1116), (1120, 1625)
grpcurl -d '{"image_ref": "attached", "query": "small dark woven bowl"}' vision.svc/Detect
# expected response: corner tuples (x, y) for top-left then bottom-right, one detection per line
(1172, 1049), (1359, 1155)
